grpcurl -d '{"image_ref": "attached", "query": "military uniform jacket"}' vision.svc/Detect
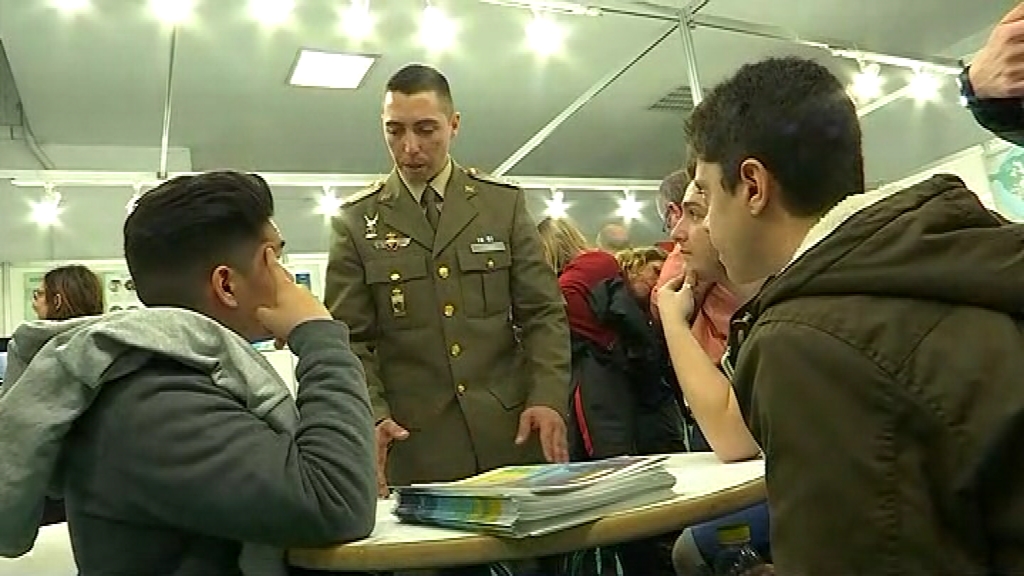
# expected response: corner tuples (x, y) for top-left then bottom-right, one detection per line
(324, 163), (571, 485)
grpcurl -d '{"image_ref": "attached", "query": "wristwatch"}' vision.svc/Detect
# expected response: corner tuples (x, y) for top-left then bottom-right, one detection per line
(958, 65), (978, 106)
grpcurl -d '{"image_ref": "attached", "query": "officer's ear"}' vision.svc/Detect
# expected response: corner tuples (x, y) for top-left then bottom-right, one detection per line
(449, 112), (460, 138)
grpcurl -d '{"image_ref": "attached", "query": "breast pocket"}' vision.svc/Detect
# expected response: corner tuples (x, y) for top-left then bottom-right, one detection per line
(365, 255), (432, 330)
(456, 247), (512, 318)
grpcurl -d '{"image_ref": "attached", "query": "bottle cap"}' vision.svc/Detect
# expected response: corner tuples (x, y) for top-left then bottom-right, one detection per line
(716, 523), (752, 546)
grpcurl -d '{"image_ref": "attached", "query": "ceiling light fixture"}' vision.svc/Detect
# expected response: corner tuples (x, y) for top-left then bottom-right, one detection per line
(615, 191), (643, 224)
(340, 0), (376, 41)
(288, 49), (376, 89)
(526, 11), (566, 56)
(907, 70), (942, 102)
(50, 0), (91, 14)
(420, 2), (457, 53)
(150, 0), (197, 25)
(30, 185), (63, 227)
(849, 62), (884, 102)
(831, 48), (961, 77)
(544, 190), (569, 218)
(315, 186), (344, 216)
(480, 0), (599, 16)
(248, 0), (295, 27)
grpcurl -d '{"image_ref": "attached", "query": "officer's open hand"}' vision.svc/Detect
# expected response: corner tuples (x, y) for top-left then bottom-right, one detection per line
(375, 418), (409, 498)
(515, 406), (569, 463)
(971, 2), (1024, 99)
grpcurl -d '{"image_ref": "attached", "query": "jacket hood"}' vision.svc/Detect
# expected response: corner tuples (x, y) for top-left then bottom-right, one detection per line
(749, 174), (1024, 318)
(0, 308), (297, 575)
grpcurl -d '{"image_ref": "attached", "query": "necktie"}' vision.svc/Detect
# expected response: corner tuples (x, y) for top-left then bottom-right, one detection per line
(422, 185), (442, 231)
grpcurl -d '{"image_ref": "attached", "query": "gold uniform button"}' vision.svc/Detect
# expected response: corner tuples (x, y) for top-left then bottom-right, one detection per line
(443, 304), (455, 317)
(389, 272), (401, 281)
(456, 383), (467, 395)
(486, 259), (495, 270)
(438, 266), (450, 279)
(450, 343), (462, 357)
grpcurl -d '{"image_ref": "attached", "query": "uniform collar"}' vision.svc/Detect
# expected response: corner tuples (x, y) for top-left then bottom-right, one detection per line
(400, 157), (453, 204)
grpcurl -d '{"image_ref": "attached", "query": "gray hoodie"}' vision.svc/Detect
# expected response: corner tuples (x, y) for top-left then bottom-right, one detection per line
(0, 308), (372, 575)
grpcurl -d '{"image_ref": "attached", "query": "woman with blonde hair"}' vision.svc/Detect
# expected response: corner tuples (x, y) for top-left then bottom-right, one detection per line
(616, 246), (668, 309)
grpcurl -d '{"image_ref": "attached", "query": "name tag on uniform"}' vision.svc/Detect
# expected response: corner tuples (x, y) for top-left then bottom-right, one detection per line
(470, 241), (506, 253)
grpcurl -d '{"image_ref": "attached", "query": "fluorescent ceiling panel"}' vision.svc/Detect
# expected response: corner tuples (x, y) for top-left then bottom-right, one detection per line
(288, 50), (376, 89)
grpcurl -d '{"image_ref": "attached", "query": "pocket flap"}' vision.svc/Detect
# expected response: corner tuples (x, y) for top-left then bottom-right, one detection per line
(365, 256), (428, 284)
(457, 248), (511, 273)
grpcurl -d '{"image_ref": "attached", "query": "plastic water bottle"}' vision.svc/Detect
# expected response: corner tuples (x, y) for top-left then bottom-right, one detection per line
(711, 523), (769, 576)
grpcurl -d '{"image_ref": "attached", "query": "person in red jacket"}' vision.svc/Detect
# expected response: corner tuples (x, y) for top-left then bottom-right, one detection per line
(537, 216), (683, 575)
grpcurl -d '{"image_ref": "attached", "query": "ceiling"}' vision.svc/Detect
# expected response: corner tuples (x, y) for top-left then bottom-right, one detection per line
(0, 0), (1014, 184)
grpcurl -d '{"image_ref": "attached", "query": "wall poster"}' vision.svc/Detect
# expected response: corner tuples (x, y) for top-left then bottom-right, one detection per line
(986, 144), (1024, 222)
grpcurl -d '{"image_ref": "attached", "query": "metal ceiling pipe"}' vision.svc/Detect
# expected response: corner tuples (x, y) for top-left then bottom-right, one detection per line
(678, 6), (704, 106)
(158, 26), (179, 180)
(492, 23), (679, 177)
(20, 108), (55, 170)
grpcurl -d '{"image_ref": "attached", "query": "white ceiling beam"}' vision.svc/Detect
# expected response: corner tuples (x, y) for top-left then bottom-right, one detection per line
(0, 170), (663, 192)
(158, 26), (179, 179)
(492, 23), (679, 177)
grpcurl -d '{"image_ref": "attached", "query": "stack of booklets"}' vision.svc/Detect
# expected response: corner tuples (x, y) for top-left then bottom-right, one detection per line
(393, 454), (677, 537)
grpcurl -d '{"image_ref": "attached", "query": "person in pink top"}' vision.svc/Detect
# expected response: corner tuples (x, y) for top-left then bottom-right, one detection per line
(653, 168), (770, 576)
(653, 167), (741, 367)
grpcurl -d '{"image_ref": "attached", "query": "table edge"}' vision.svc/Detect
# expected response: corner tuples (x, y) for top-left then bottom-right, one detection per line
(289, 476), (766, 571)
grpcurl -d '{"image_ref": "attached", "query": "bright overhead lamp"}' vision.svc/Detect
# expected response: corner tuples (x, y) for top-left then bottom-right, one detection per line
(831, 48), (960, 77)
(526, 12), (566, 56)
(480, 0), (599, 16)
(30, 186), (63, 228)
(150, 0), (196, 24)
(341, 0), (376, 41)
(420, 4), (457, 53)
(50, 0), (91, 14)
(288, 50), (376, 89)
(544, 190), (569, 218)
(907, 70), (942, 102)
(849, 63), (884, 102)
(615, 191), (644, 224)
(248, 0), (295, 27)
(315, 187), (344, 216)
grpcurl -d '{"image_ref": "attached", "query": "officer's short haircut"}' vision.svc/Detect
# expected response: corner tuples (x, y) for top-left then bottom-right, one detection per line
(386, 63), (454, 114)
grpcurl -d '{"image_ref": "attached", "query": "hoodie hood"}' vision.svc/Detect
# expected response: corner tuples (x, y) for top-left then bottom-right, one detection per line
(749, 174), (1024, 319)
(0, 308), (297, 574)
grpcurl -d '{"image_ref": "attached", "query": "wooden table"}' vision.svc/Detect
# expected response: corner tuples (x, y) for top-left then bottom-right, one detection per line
(289, 453), (766, 572)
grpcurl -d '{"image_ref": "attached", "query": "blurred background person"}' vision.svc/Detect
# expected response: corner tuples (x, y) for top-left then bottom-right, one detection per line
(29, 264), (105, 527)
(31, 264), (104, 322)
(537, 217), (683, 576)
(595, 221), (632, 252)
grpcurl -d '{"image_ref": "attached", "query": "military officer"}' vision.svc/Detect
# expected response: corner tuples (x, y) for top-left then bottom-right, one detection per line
(324, 63), (571, 495)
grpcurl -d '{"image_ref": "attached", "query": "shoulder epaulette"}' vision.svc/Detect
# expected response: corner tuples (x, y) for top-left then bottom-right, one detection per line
(341, 180), (385, 207)
(463, 167), (518, 189)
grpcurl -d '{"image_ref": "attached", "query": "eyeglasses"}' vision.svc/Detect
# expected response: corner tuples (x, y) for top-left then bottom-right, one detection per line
(661, 202), (681, 234)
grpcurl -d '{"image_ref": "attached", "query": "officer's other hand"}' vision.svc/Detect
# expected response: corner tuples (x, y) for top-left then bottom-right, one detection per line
(375, 418), (410, 497)
(971, 2), (1024, 99)
(515, 406), (569, 463)
(255, 247), (331, 342)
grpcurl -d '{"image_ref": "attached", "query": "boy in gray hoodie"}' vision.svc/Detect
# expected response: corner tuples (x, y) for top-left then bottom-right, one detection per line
(0, 171), (377, 575)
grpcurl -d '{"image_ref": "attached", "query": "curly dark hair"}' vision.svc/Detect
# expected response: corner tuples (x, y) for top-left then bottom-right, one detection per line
(685, 56), (865, 217)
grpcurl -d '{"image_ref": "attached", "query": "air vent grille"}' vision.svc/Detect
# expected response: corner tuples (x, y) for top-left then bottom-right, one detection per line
(649, 85), (694, 113)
